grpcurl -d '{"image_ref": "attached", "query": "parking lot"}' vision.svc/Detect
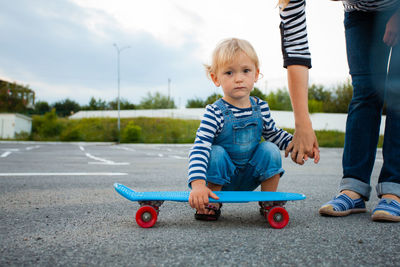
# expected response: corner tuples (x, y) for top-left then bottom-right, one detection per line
(0, 142), (399, 266)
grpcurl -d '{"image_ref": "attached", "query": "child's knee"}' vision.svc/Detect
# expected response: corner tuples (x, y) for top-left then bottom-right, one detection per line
(208, 145), (233, 171)
(207, 145), (235, 186)
(209, 145), (228, 162)
(257, 142), (282, 164)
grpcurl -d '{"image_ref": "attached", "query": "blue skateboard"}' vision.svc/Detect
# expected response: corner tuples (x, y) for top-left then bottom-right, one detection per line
(114, 183), (306, 229)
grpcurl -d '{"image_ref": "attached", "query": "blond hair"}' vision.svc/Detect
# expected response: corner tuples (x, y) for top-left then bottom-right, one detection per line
(204, 38), (259, 79)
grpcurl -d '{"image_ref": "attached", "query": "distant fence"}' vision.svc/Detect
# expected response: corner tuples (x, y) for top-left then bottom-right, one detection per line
(70, 109), (386, 135)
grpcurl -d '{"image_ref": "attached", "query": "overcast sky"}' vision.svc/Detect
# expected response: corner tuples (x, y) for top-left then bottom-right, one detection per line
(0, 0), (348, 107)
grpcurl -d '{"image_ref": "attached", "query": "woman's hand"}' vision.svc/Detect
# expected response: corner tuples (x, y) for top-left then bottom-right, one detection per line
(384, 10), (399, 47)
(285, 124), (320, 165)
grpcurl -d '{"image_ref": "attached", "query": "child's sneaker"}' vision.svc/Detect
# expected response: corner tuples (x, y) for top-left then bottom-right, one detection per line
(371, 198), (400, 222)
(319, 194), (366, 216)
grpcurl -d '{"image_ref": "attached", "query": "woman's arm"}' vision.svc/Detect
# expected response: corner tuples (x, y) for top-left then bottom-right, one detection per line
(279, 0), (319, 164)
(285, 65), (319, 164)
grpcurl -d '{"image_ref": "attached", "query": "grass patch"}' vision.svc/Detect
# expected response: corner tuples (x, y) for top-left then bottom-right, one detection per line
(30, 116), (199, 143)
(284, 128), (383, 148)
(128, 117), (199, 143)
(316, 130), (345, 147)
(16, 115), (383, 148)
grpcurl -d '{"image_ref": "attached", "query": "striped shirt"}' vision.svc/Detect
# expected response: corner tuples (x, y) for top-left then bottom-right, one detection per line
(187, 98), (293, 185)
(342, 0), (400, 11)
(278, 0), (400, 68)
(279, 0), (312, 68)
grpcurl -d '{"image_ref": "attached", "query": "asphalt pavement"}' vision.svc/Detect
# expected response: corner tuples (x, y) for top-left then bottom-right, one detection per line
(0, 142), (399, 266)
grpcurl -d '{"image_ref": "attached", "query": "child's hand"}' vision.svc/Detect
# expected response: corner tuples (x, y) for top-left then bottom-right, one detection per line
(302, 145), (320, 164)
(285, 141), (320, 165)
(285, 126), (320, 165)
(311, 145), (320, 163)
(189, 180), (219, 214)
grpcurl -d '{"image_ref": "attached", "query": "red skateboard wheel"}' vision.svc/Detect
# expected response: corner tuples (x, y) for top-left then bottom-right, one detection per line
(136, 206), (158, 228)
(267, 207), (289, 229)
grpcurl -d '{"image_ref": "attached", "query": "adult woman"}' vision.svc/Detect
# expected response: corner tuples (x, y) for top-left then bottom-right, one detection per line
(319, 1), (400, 222)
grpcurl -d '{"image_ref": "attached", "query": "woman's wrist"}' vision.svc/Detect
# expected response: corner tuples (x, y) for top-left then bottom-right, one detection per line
(294, 115), (312, 129)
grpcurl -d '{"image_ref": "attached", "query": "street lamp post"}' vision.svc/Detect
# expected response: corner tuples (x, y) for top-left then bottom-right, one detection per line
(113, 43), (130, 143)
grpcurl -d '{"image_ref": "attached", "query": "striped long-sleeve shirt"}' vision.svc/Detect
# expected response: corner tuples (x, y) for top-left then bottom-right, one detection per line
(278, 0), (400, 69)
(342, 0), (400, 11)
(279, 0), (312, 68)
(187, 98), (293, 185)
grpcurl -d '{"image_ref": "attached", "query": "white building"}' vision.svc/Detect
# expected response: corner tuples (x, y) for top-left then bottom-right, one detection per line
(0, 113), (32, 139)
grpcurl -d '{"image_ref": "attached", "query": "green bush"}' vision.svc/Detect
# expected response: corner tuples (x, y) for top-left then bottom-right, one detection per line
(127, 117), (198, 143)
(121, 121), (142, 143)
(186, 97), (204, 108)
(138, 92), (176, 109)
(308, 99), (324, 113)
(67, 118), (118, 142)
(32, 109), (64, 140)
(265, 88), (293, 111)
(59, 126), (82, 141)
(14, 131), (30, 140)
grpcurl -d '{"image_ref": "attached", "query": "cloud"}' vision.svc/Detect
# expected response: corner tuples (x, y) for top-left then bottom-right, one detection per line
(0, 0), (211, 105)
(0, 0), (350, 107)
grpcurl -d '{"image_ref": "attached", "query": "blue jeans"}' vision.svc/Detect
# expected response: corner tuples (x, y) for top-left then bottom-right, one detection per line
(206, 142), (284, 191)
(340, 10), (400, 200)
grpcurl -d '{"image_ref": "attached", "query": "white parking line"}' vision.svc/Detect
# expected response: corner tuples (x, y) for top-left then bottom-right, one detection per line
(0, 172), (127, 176)
(114, 146), (136, 152)
(114, 147), (186, 160)
(85, 153), (111, 163)
(170, 155), (186, 160)
(88, 162), (130, 165)
(1, 146), (40, 158)
(1, 151), (11, 158)
(26, 145), (40, 151)
(85, 152), (130, 165)
(79, 145), (129, 165)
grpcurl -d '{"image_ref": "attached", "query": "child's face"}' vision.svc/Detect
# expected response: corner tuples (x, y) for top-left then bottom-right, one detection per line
(211, 51), (259, 106)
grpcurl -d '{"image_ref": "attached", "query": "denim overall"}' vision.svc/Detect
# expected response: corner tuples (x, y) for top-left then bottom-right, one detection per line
(206, 97), (284, 191)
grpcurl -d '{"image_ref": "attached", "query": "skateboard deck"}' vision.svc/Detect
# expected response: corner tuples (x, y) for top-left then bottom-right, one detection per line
(114, 183), (305, 203)
(114, 183), (306, 229)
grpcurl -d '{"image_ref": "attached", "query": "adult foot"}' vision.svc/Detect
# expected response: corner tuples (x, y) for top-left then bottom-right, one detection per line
(319, 193), (366, 216)
(371, 198), (400, 222)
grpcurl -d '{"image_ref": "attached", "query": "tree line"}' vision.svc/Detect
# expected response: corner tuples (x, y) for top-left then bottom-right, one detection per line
(2, 79), (355, 117)
(186, 80), (353, 114)
(27, 92), (177, 117)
